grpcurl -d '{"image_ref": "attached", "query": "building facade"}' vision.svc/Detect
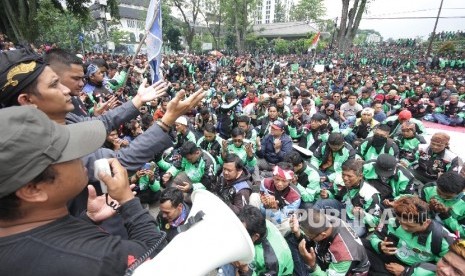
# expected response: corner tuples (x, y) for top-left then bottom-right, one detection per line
(254, 0), (299, 25)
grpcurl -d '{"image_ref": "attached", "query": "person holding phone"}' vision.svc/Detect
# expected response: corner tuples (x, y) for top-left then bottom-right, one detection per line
(286, 210), (370, 276)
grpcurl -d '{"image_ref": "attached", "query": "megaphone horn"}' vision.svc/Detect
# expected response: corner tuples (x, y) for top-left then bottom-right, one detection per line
(133, 190), (255, 276)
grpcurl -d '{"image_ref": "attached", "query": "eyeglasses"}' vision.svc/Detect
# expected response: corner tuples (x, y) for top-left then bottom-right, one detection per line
(326, 109), (335, 112)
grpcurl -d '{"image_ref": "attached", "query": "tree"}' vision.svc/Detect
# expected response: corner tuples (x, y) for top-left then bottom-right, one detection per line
(273, 38), (288, 54)
(198, 0), (226, 49)
(289, 0), (326, 22)
(169, 0), (201, 51)
(0, 0), (117, 44)
(35, 0), (90, 50)
(274, 0), (285, 23)
(337, 0), (369, 51)
(223, 0), (256, 53)
(161, 2), (183, 51)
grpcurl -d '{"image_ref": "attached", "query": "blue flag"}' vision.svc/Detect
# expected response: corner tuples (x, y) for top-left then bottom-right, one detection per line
(145, 0), (162, 82)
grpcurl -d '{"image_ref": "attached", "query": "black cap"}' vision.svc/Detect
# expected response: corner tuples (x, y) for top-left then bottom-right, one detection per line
(0, 48), (47, 108)
(374, 154), (397, 178)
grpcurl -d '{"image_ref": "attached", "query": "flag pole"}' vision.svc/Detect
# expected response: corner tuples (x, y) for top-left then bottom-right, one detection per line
(122, 0), (162, 85)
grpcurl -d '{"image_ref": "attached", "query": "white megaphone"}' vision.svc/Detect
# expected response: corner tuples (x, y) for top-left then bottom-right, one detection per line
(133, 189), (255, 276)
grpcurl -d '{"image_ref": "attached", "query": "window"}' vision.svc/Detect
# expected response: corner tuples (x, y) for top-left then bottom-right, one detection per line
(265, 19), (269, 24)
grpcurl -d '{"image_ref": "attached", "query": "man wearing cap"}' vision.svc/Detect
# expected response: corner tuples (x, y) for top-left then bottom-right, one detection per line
(363, 154), (415, 205)
(288, 211), (370, 276)
(173, 115), (197, 149)
(384, 109), (425, 137)
(0, 49), (205, 213)
(0, 106), (164, 275)
(257, 119), (293, 172)
(414, 132), (461, 183)
(433, 93), (465, 126)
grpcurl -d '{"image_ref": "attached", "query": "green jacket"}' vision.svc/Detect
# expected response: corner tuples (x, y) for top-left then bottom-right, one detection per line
(294, 163), (321, 203)
(394, 135), (425, 167)
(311, 142), (356, 182)
(333, 181), (382, 227)
(246, 221), (294, 276)
(158, 150), (217, 188)
(369, 217), (453, 276)
(220, 138), (257, 168)
(363, 162), (415, 200)
(107, 70), (127, 91)
(357, 137), (399, 161)
(421, 183), (465, 237)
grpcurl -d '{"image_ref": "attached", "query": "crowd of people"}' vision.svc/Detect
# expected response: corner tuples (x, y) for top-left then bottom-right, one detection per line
(0, 32), (465, 276)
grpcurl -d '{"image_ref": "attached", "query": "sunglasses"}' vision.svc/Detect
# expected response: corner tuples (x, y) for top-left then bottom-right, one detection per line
(232, 139), (243, 143)
(326, 109), (335, 112)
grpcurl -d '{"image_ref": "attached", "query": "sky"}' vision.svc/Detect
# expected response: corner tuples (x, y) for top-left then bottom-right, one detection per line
(323, 0), (465, 40)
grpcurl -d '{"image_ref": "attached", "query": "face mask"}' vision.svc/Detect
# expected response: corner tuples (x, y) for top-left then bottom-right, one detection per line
(372, 134), (387, 147)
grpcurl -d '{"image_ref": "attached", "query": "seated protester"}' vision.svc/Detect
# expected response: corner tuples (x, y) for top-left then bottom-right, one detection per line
(357, 124), (399, 161)
(82, 63), (112, 100)
(213, 154), (252, 215)
(275, 96), (291, 120)
(159, 141), (217, 191)
(249, 162), (301, 235)
(257, 119), (293, 172)
(366, 196), (454, 276)
(130, 162), (161, 205)
(284, 151), (322, 210)
(373, 100), (387, 123)
(291, 105), (311, 125)
(221, 128), (257, 172)
(437, 239), (465, 276)
(194, 107), (218, 133)
(236, 115), (259, 150)
(383, 89), (402, 117)
(414, 132), (461, 184)
(311, 132), (356, 185)
(196, 123), (223, 164)
(291, 113), (329, 154)
(0, 107), (164, 275)
(156, 187), (190, 242)
(358, 87), (374, 108)
(394, 121), (427, 168)
(433, 93), (465, 127)
(342, 107), (379, 147)
(256, 105), (283, 138)
(321, 102), (341, 131)
(384, 109), (425, 138)
(339, 92), (363, 123)
(363, 154), (415, 205)
(314, 159), (382, 237)
(287, 211), (370, 276)
(233, 205), (294, 276)
(173, 116), (197, 149)
(402, 96), (427, 119)
(421, 171), (465, 237)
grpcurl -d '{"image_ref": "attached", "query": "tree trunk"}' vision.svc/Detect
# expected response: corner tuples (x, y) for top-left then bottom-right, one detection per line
(348, 0), (367, 43)
(337, 0), (350, 49)
(2, 0), (24, 42)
